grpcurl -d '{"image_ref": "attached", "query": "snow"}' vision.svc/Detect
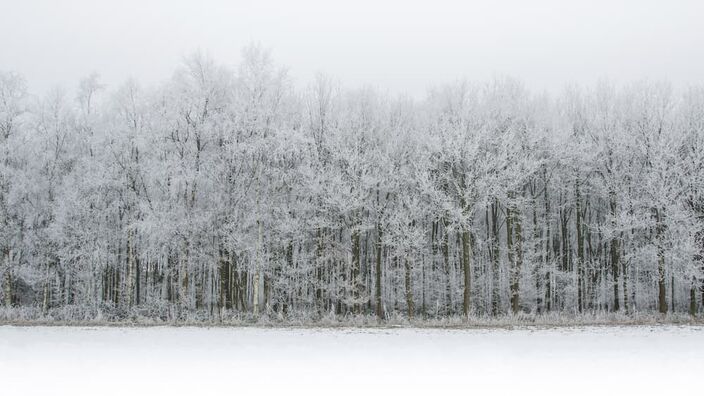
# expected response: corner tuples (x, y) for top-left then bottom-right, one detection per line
(1, 325), (702, 395)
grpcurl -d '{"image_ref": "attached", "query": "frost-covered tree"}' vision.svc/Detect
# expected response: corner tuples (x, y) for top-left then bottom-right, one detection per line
(2, 51), (704, 323)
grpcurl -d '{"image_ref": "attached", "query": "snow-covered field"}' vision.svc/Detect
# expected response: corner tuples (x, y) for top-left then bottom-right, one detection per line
(1, 325), (702, 396)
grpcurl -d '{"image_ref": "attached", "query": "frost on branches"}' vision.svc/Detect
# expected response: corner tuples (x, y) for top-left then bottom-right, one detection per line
(1, 47), (703, 323)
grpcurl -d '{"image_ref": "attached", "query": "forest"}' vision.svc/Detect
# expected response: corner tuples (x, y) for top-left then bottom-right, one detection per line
(1, 46), (703, 323)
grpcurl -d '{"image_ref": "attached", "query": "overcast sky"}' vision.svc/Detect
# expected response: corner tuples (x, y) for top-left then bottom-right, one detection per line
(2, 0), (704, 97)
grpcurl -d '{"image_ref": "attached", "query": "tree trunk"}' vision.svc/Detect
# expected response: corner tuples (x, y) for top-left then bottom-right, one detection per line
(3, 249), (11, 308)
(404, 258), (414, 319)
(253, 218), (262, 317)
(690, 278), (697, 316)
(351, 229), (361, 314)
(491, 199), (501, 315)
(315, 228), (324, 313)
(609, 195), (620, 311)
(512, 205), (523, 314)
(126, 228), (137, 307)
(442, 220), (452, 315)
(180, 243), (189, 312)
(575, 180), (584, 313)
(375, 224), (383, 319)
(506, 202), (515, 313)
(532, 192), (542, 313)
(218, 246), (231, 311)
(544, 171), (552, 312)
(42, 266), (50, 316)
(622, 249), (629, 315)
(671, 275), (675, 313)
(461, 228), (472, 317)
(655, 208), (667, 314)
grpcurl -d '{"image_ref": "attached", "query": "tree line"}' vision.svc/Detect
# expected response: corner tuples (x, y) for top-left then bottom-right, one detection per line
(1, 46), (703, 321)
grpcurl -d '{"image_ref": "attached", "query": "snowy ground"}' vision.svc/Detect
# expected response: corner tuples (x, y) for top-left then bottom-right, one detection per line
(1, 325), (702, 396)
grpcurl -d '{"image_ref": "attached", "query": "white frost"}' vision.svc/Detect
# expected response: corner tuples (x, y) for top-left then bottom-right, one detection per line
(1, 325), (702, 395)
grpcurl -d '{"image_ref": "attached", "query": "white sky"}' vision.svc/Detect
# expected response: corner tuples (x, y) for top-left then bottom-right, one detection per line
(2, 0), (704, 97)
